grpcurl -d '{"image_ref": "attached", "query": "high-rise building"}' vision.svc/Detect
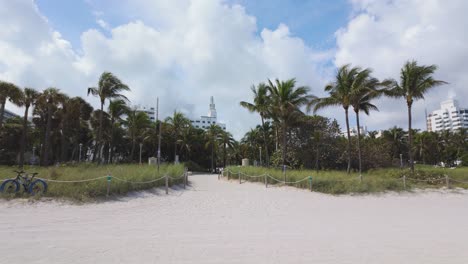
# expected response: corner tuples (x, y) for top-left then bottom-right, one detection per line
(427, 99), (468, 132)
(190, 96), (226, 130)
(2, 109), (19, 120)
(135, 106), (156, 122)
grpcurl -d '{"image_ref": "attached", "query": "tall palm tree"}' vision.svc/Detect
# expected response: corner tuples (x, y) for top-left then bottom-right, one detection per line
(124, 109), (151, 162)
(267, 78), (314, 172)
(37, 88), (66, 166)
(0, 81), (21, 128)
(205, 124), (223, 173)
(309, 65), (361, 174)
(219, 130), (235, 168)
(87, 72), (129, 162)
(349, 69), (384, 175)
(165, 111), (191, 163)
(386, 60), (447, 172)
(16, 88), (39, 168)
(240, 83), (271, 166)
(108, 99), (130, 163)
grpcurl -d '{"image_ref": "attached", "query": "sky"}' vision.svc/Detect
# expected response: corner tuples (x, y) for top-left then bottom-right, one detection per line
(1, 0), (467, 139)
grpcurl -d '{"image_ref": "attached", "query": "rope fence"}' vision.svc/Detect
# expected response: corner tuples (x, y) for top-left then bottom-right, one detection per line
(220, 169), (468, 192)
(37, 167), (189, 196)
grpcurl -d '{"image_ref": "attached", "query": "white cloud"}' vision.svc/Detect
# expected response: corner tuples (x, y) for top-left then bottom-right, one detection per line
(334, 0), (468, 131)
(0, 0), (330, 139)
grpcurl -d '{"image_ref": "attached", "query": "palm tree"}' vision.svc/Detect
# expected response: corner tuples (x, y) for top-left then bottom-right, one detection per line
(37, 88), (66, 166)
(349, 69), (383, 175)
(108, 99), (130, 163)
(267, 78), (314, 172)
(16, 88), (39, 168)
(240, 83), (271, 166)
(0, 81), (21, 128)
(124, 109), (151, 162)
(165, 111), (191, 163)
(87, 72), (129, 162)
(205, 124), (223, 173)
(309, 65), (361, 174)
(219, 130), (235, 168)
(386, 60), (447, 172)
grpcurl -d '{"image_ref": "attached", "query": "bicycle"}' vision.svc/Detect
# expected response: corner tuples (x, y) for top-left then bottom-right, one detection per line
(0, 170), (48, 195)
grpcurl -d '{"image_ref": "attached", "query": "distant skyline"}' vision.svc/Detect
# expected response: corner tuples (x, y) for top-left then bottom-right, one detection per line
(1, 0), (467, 139)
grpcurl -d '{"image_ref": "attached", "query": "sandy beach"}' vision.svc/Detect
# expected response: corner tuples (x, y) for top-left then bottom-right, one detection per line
(1, 174), (468, 263)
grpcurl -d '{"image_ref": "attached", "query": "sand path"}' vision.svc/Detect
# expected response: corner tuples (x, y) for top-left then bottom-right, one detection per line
(1, 174), (468, 263)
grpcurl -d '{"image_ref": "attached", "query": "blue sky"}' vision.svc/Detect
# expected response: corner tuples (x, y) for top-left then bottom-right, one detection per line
(2, 0), (467, 138)
(36, 0), (351, 52)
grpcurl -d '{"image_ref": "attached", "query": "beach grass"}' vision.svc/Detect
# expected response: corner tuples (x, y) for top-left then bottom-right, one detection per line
(0, 163), (185, 202)
(224, 165), (468, 194)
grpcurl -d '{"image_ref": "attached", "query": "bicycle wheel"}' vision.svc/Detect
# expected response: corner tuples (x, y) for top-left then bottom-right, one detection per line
(0, 179), (20, 194)
(29, 179), (47, 195)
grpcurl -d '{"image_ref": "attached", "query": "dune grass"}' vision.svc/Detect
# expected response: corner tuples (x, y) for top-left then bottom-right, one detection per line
(225, 165), (468, 194)
(0, 163), (185, 202)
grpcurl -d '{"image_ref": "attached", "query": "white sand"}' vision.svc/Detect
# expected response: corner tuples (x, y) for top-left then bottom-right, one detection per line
(1, 174), (468, 264)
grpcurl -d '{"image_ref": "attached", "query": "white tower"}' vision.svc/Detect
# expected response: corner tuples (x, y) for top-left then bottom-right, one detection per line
(208, 96), (217, 118)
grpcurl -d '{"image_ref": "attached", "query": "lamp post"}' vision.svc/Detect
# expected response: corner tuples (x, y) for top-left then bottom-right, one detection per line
(79, 143), (83, 163)
(32, 146), (36, 166)
(400, 153), (403, 169)
(139, 143), (143, 165)
(259, 146), (262, 167)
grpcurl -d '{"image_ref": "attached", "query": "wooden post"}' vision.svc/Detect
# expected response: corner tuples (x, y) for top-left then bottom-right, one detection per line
(359, 174), (362, 183)
(183, 168), (187, 189)
(106, 175), (112, 197)
(239, 172), (241, 184)
(265, 174), (268, 188)
(227, 170), (230, 180)
(309, 176), (312, 192)
(403, 175), (406, 190)
(165, 174), (169, 194)
(445, 175), (450, 189)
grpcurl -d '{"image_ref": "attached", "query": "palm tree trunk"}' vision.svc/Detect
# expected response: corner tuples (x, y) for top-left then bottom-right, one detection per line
(260, 115), (270, 167)
(315, 146), (319, 173)
(345, 107), (351, 174)
(282, 122), (287, 180)
(174, 140), (177, 163)
(275, 125), (279, 151)
(408, 103), (414, 173)
(211, 142), (214, 173)
(19, 105), (30, 168)
(42, 106), (52, 166)
(223, 142), (227, 168)
(0, 99), (6, 128)
(355, 110), (362, 175)
(130, 139), (136, 162)
(109, 119), (115, 164)
(97, 101), (104, 163)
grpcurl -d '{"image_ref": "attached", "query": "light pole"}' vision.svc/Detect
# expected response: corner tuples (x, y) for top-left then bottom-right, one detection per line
(79, 143), (83, 163)
(400, 153), (403, 169)
(32, 146), (36, 166)
(259, 146), (262, 167)
(139, 143), (143, 165)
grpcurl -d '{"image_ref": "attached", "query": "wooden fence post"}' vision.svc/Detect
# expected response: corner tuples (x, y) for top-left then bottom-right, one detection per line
(265, 174), (268, 188)
(106, 175), (112, 197)
(239, 172), (241, 184)
(227, 170), (230, 180)
(403, 175), (406, 190)
(309, 176), (312, 192)
(184, 168), (187, 189)
(165, 174), (169, 194)
(445, 175), (450, 189)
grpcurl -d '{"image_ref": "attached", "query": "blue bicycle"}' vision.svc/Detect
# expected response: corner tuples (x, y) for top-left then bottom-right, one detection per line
(0, 170), (47, 195)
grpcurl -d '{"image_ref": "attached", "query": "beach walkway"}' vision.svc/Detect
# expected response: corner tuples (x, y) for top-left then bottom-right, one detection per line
(1, 174), (468, 263)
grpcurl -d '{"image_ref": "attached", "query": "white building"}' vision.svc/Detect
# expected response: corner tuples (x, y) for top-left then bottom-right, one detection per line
(342, 126), (368, 137)
(2, 109), (19, 120)
(190, 97), (226, 130)
(427, 99), (468, 132)
(135, 106), (156, 122)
